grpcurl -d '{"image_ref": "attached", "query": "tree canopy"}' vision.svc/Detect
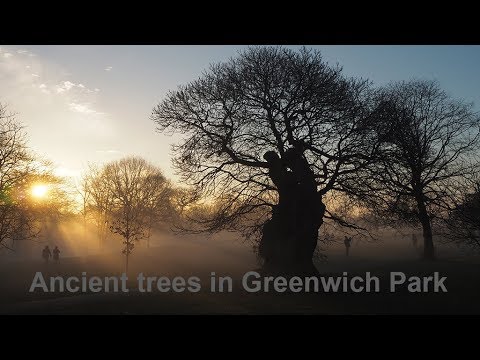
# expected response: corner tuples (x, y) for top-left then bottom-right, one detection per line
(152, 46), (380, 241)
(362, 80), (480, 259)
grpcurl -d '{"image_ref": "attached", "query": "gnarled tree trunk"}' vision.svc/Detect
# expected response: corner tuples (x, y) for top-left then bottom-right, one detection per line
(259, 149), (325, 276)
(259, 201), (324, 276)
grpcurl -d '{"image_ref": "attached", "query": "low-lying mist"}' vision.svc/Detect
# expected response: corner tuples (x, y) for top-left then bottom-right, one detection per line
(0, 217), (471, 276)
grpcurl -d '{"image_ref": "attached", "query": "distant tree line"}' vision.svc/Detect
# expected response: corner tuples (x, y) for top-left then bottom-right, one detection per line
(0, 105), (197, 272)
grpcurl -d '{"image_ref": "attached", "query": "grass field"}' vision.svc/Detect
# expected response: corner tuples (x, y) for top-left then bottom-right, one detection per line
(1, 232), (479, 314)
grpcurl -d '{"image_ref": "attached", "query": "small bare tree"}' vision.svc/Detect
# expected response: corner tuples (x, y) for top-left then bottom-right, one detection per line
(89, 157), (171, 272)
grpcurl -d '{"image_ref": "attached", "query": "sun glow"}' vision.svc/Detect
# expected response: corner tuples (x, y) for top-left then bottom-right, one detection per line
(31, 184), (49, 199)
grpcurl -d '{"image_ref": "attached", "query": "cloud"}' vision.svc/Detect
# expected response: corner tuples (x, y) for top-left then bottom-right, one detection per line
(69, 102), (103, 115)
(37, 84), (50, 94)
(12, 48), (36, 57)
(105, 66), (112, 71)
(56, 80), (97, 94)
(63, 81), (75, 91)
(56, 81), (77, 93)
(0, 45), (107, 126)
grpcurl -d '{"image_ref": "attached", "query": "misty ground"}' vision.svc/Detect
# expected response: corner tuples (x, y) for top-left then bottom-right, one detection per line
(1, 229), (480, 314)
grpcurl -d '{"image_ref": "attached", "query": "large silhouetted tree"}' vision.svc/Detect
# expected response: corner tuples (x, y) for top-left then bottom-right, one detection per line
(363, 80), (480, 260)
(151, 46), (380, 275)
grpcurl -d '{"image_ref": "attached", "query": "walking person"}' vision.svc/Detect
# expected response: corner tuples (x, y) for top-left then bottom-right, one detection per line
(412, 234), (418, 249)
(53, 246), (60, 263)
(344, 236), (352, 256)
(42, 245), (52, 264)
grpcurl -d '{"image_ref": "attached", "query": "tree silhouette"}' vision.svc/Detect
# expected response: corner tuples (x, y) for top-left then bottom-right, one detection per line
(443, 181), (480, 251)
(363, 80), (480, 260)
(82, 164), (115, 249)
(88, 157), (171, 272)
(0, 104), (39, 250)
(151, 46), (379, 274)
(74, 171), (93, 244)
(0, 104), (73, 251)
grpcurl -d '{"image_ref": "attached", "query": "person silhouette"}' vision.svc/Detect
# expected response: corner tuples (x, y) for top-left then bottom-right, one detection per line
(411, 234), (418, 249)
(53, 246), (60, 263)
(344, 236), (352, 256)
(42, 245), (52, 264)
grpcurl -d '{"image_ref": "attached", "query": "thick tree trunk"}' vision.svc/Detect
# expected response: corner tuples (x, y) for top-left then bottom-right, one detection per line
(259, 198), (325, 277)
(259, 148), (324, 276)
(416, 196), (435, 260)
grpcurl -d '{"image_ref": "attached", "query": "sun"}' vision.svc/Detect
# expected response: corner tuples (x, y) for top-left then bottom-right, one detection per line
(31, 184), (49, 199)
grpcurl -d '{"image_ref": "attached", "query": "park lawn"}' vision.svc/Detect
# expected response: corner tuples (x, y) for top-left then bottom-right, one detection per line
(1, 241), (479, 314)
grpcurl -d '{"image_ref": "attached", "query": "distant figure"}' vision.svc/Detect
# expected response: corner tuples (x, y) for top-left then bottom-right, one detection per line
(53, 246), (60, 263)
(42, 246), (52, 264)
(344, 236), (352, 256)
(412, 234), (418, 249)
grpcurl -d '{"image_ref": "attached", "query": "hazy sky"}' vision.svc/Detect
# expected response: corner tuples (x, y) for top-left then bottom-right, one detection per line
(1, 45), (479, 183)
